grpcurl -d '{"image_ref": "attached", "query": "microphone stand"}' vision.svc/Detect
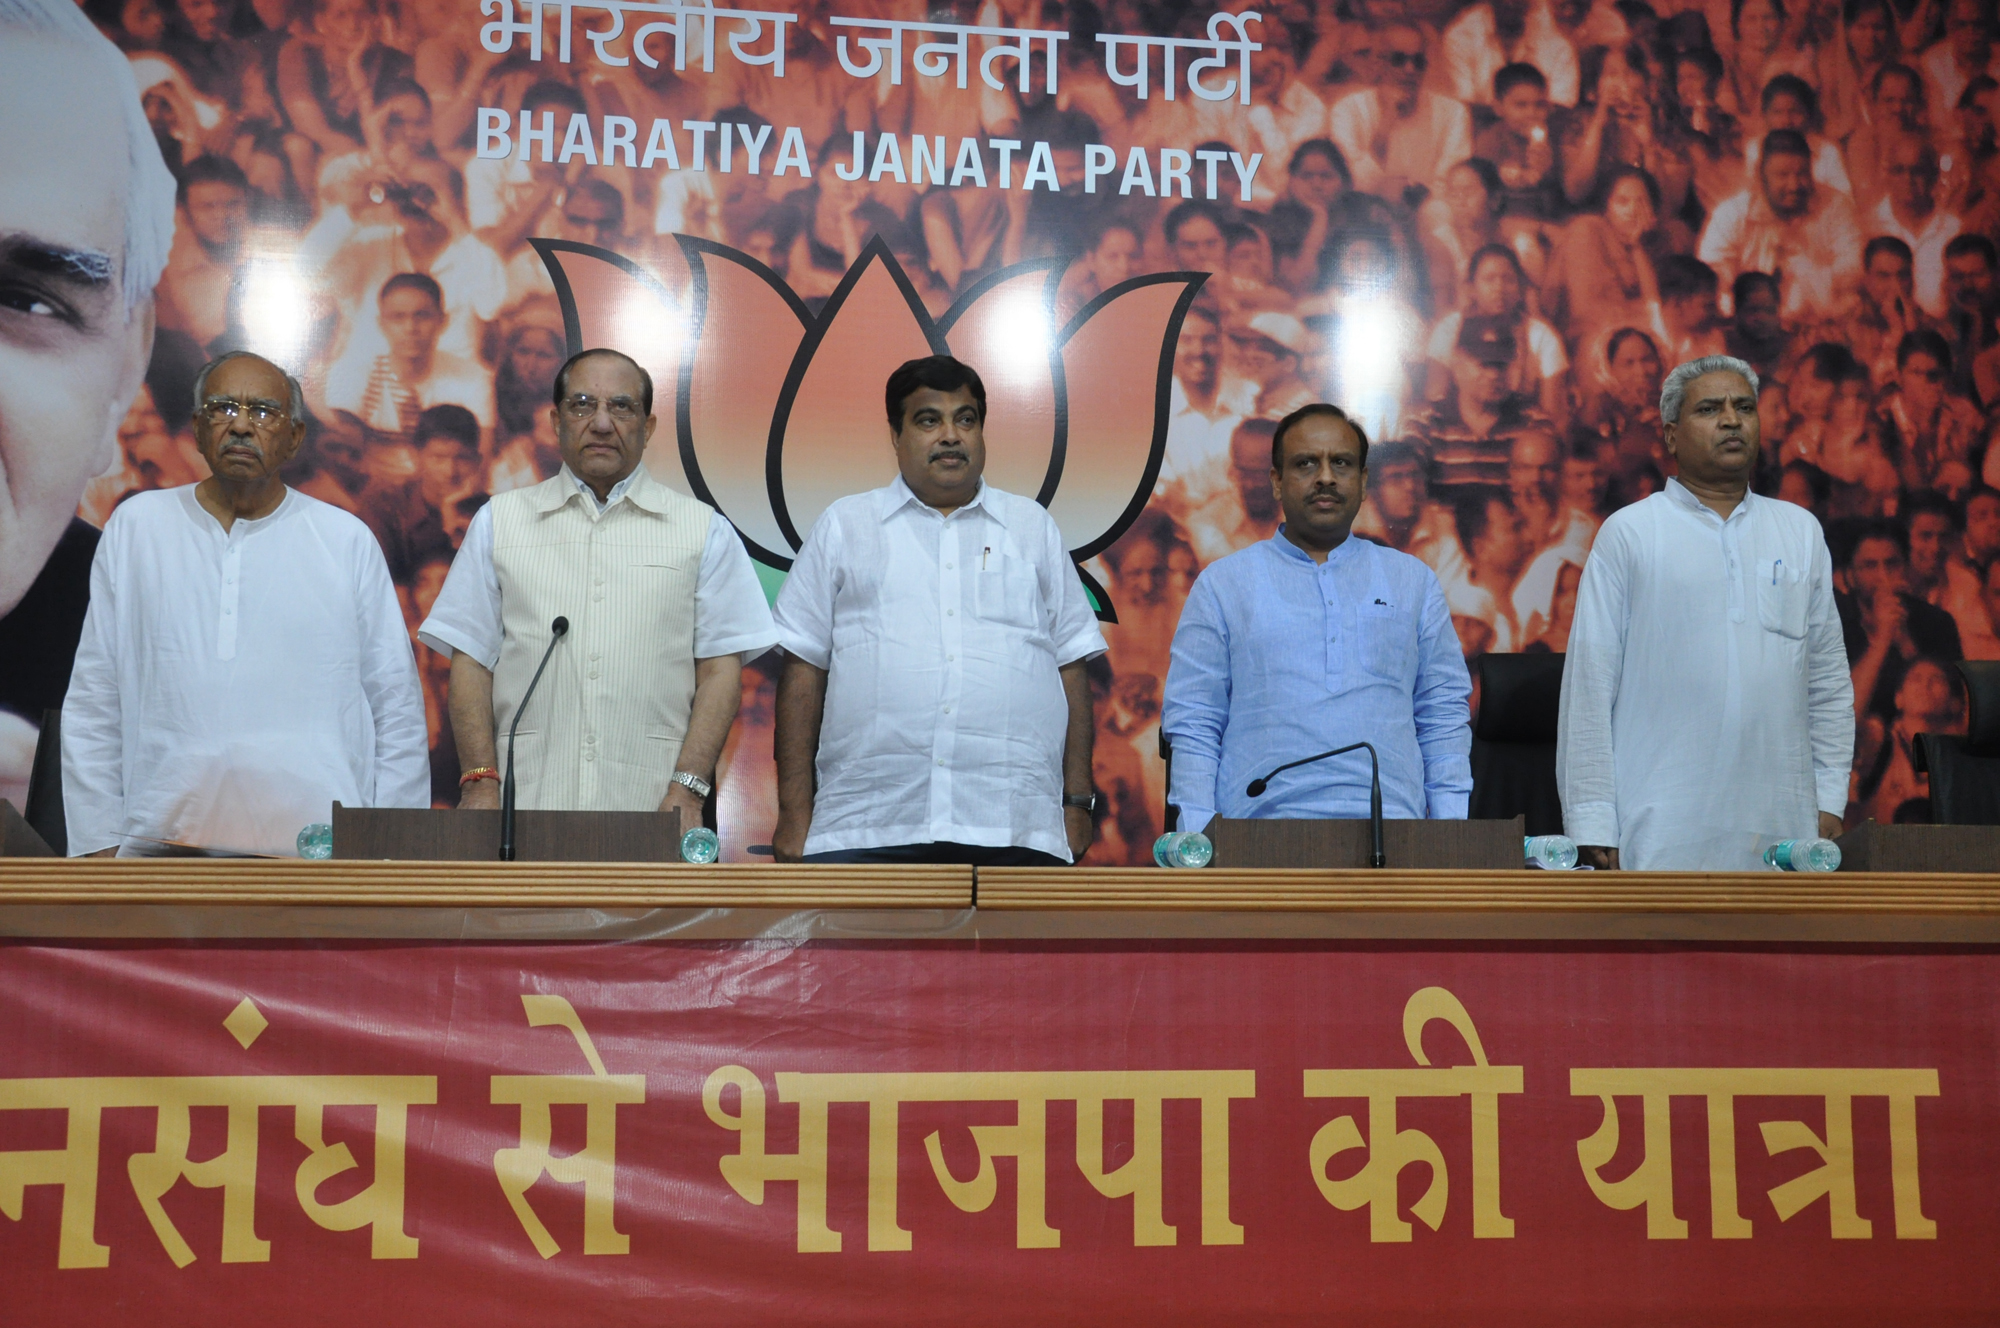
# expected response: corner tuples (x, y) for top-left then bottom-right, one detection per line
(1245, 741), (1384, 868)
(500, 615), (569, 862)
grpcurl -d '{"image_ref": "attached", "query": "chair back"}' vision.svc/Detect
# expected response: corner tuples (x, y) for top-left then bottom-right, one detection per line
(23, 708), (66, 856)
(1916, 661), (2000, 826)
(1469, 653), (1566, 835)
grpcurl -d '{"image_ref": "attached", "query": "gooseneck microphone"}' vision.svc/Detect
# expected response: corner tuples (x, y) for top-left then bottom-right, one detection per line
(1246, 741), (1384, 868)
(500, 615), (569, 862)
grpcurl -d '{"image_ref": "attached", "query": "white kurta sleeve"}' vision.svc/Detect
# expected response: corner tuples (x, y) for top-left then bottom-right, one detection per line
(1804, 528), (1856, 816)
(59, 520), (128, 855)
(1039, 508), (1107, 667)
(417, 503), (503, 666)
(1555, 519), (1631, 848)
(692, 514), (779, 663)
(355, 535), (433, 808)
(771, 512), (842, 670)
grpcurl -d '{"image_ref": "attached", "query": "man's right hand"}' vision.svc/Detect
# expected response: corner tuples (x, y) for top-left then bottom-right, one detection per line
(771, 812), (810, 863)
(459, 779), (501, 811)
(1579, 844), (1619, 870)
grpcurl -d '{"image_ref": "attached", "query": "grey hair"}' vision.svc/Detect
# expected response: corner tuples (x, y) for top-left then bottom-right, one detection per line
(1660, 355), (1760, 424)
(0, 0), (177, 313)
(193, 352), (307, 423)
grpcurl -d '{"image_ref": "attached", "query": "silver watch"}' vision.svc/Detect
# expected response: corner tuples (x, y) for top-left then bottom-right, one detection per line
(670, 770), (712, 799)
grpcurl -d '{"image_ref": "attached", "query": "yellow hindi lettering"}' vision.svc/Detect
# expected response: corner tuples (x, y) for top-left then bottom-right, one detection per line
(1569, 1067), (1939, 1240)
(490, 995), (647, 1258)
(1304, 987), (1523, 1242)
(1, 1074), (435, 1269)
(703, 1066), (1255, 1253)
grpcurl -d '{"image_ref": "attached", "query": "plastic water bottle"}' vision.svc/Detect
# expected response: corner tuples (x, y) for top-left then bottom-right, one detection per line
(1524, 835), (1579, 870)
(680, 826), (721, 864)
(1764, 837), (1841, 872)
(296, 823), (333, 860)
(1152, 831), (1214, 869)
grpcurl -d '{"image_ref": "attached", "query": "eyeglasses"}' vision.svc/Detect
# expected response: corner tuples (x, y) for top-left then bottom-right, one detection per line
(199, 397), (289, 429)
(560, 393), (642, 421)
(1384, 50), (1426, 69)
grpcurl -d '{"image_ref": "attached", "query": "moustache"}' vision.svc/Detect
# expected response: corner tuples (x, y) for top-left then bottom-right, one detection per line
(929, 448), (969, 463)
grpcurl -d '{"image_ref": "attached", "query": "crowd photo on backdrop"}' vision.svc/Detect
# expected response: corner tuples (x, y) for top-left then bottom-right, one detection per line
(7, 0), (2000, 859)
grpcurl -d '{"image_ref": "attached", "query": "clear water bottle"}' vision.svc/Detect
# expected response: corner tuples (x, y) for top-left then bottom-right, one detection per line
(680, 826), (721, 864)
(1152, 831), (1213, 869)
(1524, 834), (1579, 870)
(1764, 837), (1841, 872)
(296, 822), (333, 860)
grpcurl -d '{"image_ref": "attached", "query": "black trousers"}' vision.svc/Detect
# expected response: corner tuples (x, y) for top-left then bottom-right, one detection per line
(801, 841), (1068, 866)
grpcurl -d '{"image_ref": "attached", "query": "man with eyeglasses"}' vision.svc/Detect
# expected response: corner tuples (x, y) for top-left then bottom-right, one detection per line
(62, 351), (430, 855)
(419, 348), (775, 828)
(1328, 22), (1473, 207)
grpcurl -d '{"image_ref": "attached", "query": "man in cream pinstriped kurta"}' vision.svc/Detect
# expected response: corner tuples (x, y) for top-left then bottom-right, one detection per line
(420, 349), (775, 823)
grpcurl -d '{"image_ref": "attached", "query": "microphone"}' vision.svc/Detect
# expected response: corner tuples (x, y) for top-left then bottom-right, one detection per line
(1246, 741), (1384, 868)
(500, 616), (569, 862)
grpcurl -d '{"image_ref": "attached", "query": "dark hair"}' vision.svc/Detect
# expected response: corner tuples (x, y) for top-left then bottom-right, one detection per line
(1451, 485), (1511, 549)
(1594, 163), (1662, 214)
(1800, 341), (1867, 384)
(1271, 402), (1369, 469)
(1903, 488), (1960, 530)
(1760, 128), (1813, 162)
(1870, 62), (1921, 100)
(566, 177), (626, 227)
(1467, 241), (1527, 287)
(1730, 0), (1783, 36)
(1367, 437), (1424, 471)
(1676, 46), (1725, 93)
(552, 347), (655, 416)
(521, 78), (588, 116)
(1606, 326), (1660, 362)
(1657, 254), (1719, 298)
(884, 354), (987, 429)
(177, 153), (248, 206)
(1760, 73), (1821, 126)
(413, 403), (481, 452)
(1896, 328), (1952, 370)
(1845, 517), (1909, 565)
(1163, 199), (1229, 246)
(1864, 234), (1915, 267)
(1960, 75), (2000, 111)
(1780, 459), (1832, 509)
(1493, 61), (1548, 100)
(1734, 270), (1783, 306)
(1451, 156), (1505, 200)
(375, 78), (431, 112)
(1842, 0), (1890, 24)
(379, 271), (444, 308)
(1288, 137), (1351, 185)
(1945, 233), (1998, 267)
(1086, 215), (1142, 250)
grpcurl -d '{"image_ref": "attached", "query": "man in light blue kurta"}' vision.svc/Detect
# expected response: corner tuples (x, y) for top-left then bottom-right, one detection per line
(1162, 404), (1473, 832)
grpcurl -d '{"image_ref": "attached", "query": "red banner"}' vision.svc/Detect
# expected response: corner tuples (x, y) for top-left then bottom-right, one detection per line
(2, 939), (1994, 1324)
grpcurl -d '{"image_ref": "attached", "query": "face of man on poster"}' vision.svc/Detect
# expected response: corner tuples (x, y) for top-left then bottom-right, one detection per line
(0, 36), (162, 621)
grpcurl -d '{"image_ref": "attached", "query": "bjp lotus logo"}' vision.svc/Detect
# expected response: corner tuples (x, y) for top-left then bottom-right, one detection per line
(532, 235), (1206, 620)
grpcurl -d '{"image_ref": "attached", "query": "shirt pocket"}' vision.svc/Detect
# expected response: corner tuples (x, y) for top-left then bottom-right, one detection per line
(1756, 557), (1810, 639)
(974, 549), (1043, 631)
(1357, 599), (1413, 681)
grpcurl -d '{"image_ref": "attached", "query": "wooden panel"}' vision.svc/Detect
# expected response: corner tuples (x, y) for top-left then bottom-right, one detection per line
(332, 805), (682, 862)
(0, 860), (973, 909)
(977, 866), (2000, 912)
(1208, 816), (1525, 869)
(0, 800), (54, 858)
(1835, 819), (2000, 872)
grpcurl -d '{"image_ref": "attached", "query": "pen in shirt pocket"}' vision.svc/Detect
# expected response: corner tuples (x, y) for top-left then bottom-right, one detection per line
(983, 545), (990, 570)
(1772, 558), (1782, 585)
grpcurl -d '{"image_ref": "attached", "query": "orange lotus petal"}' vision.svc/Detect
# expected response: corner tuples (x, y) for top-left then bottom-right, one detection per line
(772, 241), (941, 547)
(531, 239), (694, 489)
(1048, 273), (1207, 559)
(675, 238), (810, 565)
(937, 261), (1062, 503)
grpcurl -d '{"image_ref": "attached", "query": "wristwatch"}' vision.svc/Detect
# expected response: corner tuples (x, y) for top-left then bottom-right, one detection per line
(670, 770), (713, 799)
(1062, 792), (1100, 813)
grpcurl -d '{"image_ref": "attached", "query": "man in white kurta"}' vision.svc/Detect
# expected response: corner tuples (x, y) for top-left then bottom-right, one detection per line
(1556, 357), (1853, 870)
(63, 353), (429, 855)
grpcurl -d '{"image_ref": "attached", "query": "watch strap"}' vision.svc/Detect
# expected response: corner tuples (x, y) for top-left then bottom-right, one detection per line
(671, 770), (712, 799)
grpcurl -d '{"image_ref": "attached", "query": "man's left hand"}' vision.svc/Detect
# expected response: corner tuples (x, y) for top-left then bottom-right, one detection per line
(660, 782), (706, 837)
(1819, 811), (1844, 839)
(1064, 807), (1094, 862)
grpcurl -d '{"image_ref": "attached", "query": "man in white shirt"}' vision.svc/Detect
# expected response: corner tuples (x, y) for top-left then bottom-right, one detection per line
(1439, 0), (1580, 107)
(420, 348), (776, 825)
(1698, 131), (1862, 327)
(323, 273), (496, 434)
(771, 355), (1107, 865)
(1329, 22), (1475, 204)
(1868, 136), (1964, 318)
(1556, 355), (1853, 871)
(63, 352), (430, 855)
